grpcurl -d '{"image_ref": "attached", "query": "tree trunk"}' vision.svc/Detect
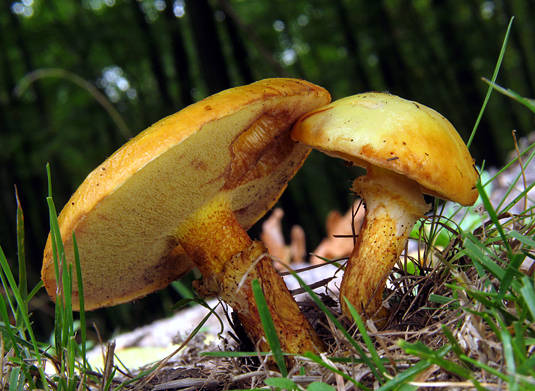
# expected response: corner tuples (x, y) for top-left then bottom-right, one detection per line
(501, 0), (535, 98)
(333, 0), (371, 91)
(0, 22), (16, 260)
(216, 0), (288, 77)
(2, 8), (51, 279)
(130, 0), (175, 114)
(272, 0), (307, 79)
(397, 0), (466, 129)
(364, 1), (413, 96)
(185, 0), (231, 94)
(467, 0), (522, 135)
(6, 3), (48, 126)
(164, 0), (194, 107)
(432, 0), (501, 165)
(221, 5), (254, 84)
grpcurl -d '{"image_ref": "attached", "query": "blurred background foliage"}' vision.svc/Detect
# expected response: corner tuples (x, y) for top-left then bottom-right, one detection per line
(1, 0), (534, 339)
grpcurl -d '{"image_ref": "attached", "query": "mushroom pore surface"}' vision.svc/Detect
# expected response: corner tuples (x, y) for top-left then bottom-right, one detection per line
(42, 78), (331, 311)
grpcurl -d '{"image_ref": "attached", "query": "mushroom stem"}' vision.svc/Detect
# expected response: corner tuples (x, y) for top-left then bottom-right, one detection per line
(340, 167), (429, 318)
(176, 195), (323, 354)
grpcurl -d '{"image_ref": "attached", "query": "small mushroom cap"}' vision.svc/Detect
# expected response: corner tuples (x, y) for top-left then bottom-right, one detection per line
(292, 92), (478, 206)
(42, 78), (331, 310)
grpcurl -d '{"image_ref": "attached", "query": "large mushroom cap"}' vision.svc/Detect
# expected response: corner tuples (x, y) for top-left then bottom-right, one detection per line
(42, 78), (331, 310)
(292, 92), (478, 206)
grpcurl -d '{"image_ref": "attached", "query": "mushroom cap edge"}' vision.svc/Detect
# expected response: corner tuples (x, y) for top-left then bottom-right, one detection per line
(291, 92), (479, 206)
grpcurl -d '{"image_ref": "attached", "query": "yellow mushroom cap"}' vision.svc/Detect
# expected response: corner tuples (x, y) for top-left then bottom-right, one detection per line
(292, 92), (478, 206)
(42, 78), (331, 310)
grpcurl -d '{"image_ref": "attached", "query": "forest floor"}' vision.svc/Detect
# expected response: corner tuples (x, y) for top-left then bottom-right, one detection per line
(2, 131), (534, 390)
(78, 135), (535, 391)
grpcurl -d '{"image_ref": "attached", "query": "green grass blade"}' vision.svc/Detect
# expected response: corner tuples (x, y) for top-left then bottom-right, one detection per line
(61, 264), (74, 341)
(376, 360), (432, 391)
(476, 181), (512, 259)
(499, 181), (535, 215)
(428, 294), (459, 308)
(460, 355), (511, 382)
(0, 255), (18, 331)
(509, 231), (535, 249)
(47, 195), (64, 303)
(0, 268), (36, 389)
(518, 355), (535, 375)
(0, 286), (12, 327)
(482, 79), (535, 114)
(0, 324), (38, 351)
(171, 280), (195, 301)
(26, 280), (44, 303)
(456, 237), (524, 308)
(519, 276), (535, 321)
(344, 297), (387, 376)
(499, 252), (526, 301)
(307, 381), (336, 391)
(283, 268), (381, 379)
(498, 323), (517, 390)
(72, 233), (88, 370)
(0, 247), (48, 390)
(46, 163), (53, 198)
(264, 377), (297, 390)
(399, 341), (485, 391)
(467, 16), (513, 148)
(483, 143), (535, 188)
(478, 311), (505, 339)
(46, 165), (65, 295)
(400, 342), (467, 377)
(103, 367), (117, 391)
(14, 189), (27, 302)
(304, 352), (370, 391)
(8, 366), (24, 391)
(459, 289), (501, 311)
(0, 289), (25, 358)
(251, 278), (287, 377)
(0, 249), (34, 342)
(462, 233), (525, 300)
(441, 326), (466, 361)
(512, 322), (527, 368)
(463, 233), (503, 282)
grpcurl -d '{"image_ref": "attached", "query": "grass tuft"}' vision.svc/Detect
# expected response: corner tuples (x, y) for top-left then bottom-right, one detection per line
(252, 278), (288, 377)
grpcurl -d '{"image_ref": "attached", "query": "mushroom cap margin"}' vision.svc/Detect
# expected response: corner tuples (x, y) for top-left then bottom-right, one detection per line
(291, 92), (478, 206)
(42, 78), (331, 310)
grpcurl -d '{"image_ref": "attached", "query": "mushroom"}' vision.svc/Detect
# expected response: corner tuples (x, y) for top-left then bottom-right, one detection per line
(291, 92), (478, 318)
(42, 78), (330, 353)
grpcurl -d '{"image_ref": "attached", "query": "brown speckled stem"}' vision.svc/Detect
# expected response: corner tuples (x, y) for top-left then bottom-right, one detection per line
(340, 167), (429, 318)
(177, 195), (324, 354)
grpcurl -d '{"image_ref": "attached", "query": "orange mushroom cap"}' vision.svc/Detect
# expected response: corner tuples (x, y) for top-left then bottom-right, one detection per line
(292, 92), (479, 206)
(42, 78), (330, 310)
